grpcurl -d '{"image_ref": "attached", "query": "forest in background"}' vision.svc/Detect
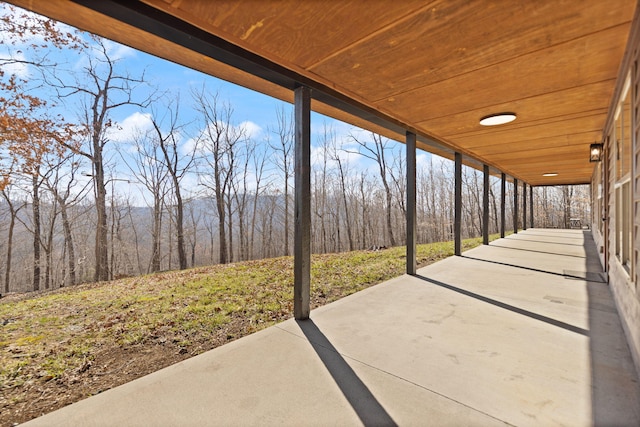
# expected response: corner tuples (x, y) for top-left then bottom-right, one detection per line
(0, 164), (590, 295)
(0, 5), (591, 295)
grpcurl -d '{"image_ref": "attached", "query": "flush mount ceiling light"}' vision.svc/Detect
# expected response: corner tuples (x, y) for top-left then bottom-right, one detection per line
(542, 173), (558, 177)
(479, 112), (516, 126)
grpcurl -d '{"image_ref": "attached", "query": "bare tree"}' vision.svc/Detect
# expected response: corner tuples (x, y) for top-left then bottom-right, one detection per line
(108, 187), (134, 279)
(562, 185), (573, 228)
(193, 88), (244, 264)
(1, 187), (25, 294)
(268, 105), (294, 256)
(122, 129), (169, 273)
(124, 198), (143, 275)
(40, 189), (58, 289)
(490, 179), (499, 234)
(357, 172), (372, 248)
(185, 198), (202, 267)
(152, 96), (196, 270)
(203, 199), (218, 264)
(462, 168), (482, 238)
(20, 163), (44, 291)
(51, 37), (152, 282)
(347, 132), (397, 246)
(260, 191), (279, 258)
(326, 128), (355, 252)
(313, 131), (330, 253)
(231, 135), (258, 261)
(249, 140), (269, 260)
(42, 152), (91, 287)
(389, 149), (406, 242)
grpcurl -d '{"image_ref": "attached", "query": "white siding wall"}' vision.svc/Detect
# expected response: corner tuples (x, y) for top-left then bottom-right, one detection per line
(598, 26), (640, 376)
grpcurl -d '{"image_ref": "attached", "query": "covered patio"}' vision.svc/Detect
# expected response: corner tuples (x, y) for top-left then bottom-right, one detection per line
(24, 229), (640, 426)
(7, 2), (640, 424)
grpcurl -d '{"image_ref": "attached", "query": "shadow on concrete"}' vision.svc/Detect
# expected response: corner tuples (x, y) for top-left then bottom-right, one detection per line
(502, 237), (586, 247)
(461, 255), (607, 283)
(579, 231), (640, 425)
(490, 243), (587, 259)
(297, 319), (398, 427)
(415, 274), (588, 336)
(516, 231), (586, 240)
(493, 230), (638, 423)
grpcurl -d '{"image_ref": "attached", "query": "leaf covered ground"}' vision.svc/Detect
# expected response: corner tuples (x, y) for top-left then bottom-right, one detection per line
(0, 237), (493, 425)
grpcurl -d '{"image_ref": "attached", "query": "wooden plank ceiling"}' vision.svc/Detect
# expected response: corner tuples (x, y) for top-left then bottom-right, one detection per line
(9, 0), (637, 185)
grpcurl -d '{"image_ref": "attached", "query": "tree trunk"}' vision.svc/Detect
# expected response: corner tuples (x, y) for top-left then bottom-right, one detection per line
(349, 133), (396, 247)
(337, 160), (354, 251)
(216, 194), (227, 264)
(236, 194), (247, 261)
(109, 193), (115, 280)
(94, 153), (109, 282)
(249, 193), (259, 260)
(283, 181), (289, 256)
(227, 193), (234, 263)
(382, 179), (396, 246)
(43, 199), (57, 289)
(32, 173), (41, 291)
(150, 198), (162, 273)
(4, 212), (15, 294)
(563, 185), (571, 228)
(490, 186), (499, 235)
(269, 106), (293, 256)
(3, 196), (19, 294)
(209, 220), (215, 263)
(127, 206), (143, 275)
(174, 185), (187, 269)
(59, 202), (76, 286)
(359, 174), (368, 248)
(65, 38), (151, 283)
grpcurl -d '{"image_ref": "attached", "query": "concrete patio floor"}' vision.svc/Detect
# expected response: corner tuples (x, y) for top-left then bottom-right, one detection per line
(25, 229), (640, 426)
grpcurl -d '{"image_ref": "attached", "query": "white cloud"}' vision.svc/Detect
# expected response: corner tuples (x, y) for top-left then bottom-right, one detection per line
(338, 125), (370, 144)
(108, 112), (154, 143)
(430, 154), (451, 169)
(180, 137), (198, 157)
(337, 149), (362, 167)
(310, 142), (362, 170)
(310, 145), (327, 167)
(102, 39), (136, 61)
(73, 37), (137, 71)
(1, 51), (30, 78)
(181, 119), (259, 156)
(238, 120), (262, 139)
(310, 120), (352, 137)
(416, 152), (432, 169)
(177, 173), (202, 198)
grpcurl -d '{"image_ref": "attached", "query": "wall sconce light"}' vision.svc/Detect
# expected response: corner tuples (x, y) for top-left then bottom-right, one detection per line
(590, 143), (604, 162)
